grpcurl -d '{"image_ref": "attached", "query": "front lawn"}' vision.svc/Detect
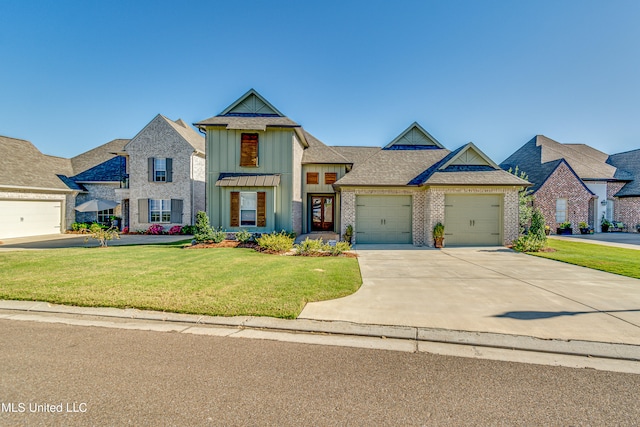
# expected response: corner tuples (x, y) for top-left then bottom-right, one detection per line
(529, 239), (640, 279)
(0, 244), (362, 318)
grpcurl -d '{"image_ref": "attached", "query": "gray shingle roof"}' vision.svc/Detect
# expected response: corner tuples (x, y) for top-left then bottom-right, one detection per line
(301, 131), (350, 164)
(163, 116), (205, 153)
(70, 138), (129, 176)
(0, 135), (74, 191)
(331, 146), (381, 168)
(195, 115), (299, 130)
(607, 149), (640, 197)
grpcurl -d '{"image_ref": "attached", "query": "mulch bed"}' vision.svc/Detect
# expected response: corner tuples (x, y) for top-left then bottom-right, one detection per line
(184, 240), (357, 257)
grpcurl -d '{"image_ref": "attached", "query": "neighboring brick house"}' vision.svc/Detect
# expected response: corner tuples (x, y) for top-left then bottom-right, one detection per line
(501, 136), (640, 233)
(196, 89), (528, 247)
(117, 114), (205, 232)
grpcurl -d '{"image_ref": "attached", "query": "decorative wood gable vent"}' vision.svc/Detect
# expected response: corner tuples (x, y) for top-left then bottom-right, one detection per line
(384, 122), (445, 150)
(439, 143), (499, 172)
(221, 89), (284, 117)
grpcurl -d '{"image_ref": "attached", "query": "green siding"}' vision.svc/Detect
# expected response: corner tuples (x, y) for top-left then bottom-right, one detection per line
(206, 128), (295, 232)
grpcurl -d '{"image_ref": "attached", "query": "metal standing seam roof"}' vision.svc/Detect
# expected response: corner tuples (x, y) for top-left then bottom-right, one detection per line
(215, 173), (281, 187)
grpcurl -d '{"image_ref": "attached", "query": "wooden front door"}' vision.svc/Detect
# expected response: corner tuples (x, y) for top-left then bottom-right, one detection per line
(311, 196), (334, 231)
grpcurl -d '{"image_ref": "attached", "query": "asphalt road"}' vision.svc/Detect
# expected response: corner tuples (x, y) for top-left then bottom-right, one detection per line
(1, 320), (638, 426)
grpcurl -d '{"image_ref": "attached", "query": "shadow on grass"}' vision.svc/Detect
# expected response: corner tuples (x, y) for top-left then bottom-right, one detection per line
(495, 309), (640, 320)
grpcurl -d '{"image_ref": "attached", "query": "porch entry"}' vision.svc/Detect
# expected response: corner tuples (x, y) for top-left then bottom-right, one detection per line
(311, 196), (334, 231)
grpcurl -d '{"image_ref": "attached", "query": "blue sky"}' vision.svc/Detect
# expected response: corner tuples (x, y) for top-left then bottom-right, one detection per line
(1, 0), (639, 162)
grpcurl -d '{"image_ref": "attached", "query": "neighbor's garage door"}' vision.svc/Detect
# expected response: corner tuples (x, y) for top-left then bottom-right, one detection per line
(356, 195), (412, 244)
(444, 194), (502, 246)
(0, 200), (62, 239)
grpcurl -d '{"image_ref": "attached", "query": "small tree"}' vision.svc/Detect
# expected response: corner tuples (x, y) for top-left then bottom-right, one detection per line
(194, 211), (213, 242)
(85, 223), (120, 248)
(508, 166), (534, 234)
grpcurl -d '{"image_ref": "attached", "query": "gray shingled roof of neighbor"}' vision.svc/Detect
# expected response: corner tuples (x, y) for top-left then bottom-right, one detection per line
(215, 173), (281, 187)
(71, 156), (127, 183)
(536, 135), (617, 179)
(0, 135), (74, 191)
(607, 149), (640, 197)
(335, 149), (451, 186)
(301, 131), (350, 164)
(70, 138), (129, 176)
(164, 116), (205, 153)
(331, 146), (381, 168)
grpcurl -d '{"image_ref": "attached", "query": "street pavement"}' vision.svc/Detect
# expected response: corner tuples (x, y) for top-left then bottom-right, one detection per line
(1, 319), (639, 426)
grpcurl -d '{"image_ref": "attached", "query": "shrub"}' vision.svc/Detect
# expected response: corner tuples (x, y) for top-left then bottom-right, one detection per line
(84, 224), (120, 248)
(122, 227), (129, 234)
(168, 225), (182, 235)
(529, 208), (547, 241)
(343, 224), (353, 244)
(181, 224), (197, 235)
(512, 235), (546, 253)
(194, 211), (213, 242)
(327, 241), (352, 255)
(147, 224), (165, 235)
(256, 231), (294, 253)
(294, 238), (325, 255)
(210, 227), (226, 244)
(71, 222), (89, 232)
(235, 229), (253, 243)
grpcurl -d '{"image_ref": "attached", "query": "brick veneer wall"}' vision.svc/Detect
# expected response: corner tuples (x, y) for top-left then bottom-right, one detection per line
(534, 163), (593, 234)
(340, 186), (519, 247)
(608, 182), (640, 232)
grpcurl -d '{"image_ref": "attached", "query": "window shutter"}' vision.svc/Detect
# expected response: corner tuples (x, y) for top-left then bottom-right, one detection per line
(166, 158), (173, 182)
(170, 199), (183, 223)
(325, 172), (337, 185)
(148, 158), (155, 182)
(257, 192), (266, 227)
(230, 192), (240, 227)
(138, 199), (149, 223)
(306, 172), (319, 184)
(240, 134), (259, 167)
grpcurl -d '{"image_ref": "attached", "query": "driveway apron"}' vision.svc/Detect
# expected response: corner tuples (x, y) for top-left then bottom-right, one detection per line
(299, 245), (640, 345)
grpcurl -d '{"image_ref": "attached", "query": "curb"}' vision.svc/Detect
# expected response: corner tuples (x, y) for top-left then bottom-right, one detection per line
(1, 300), (638, 362)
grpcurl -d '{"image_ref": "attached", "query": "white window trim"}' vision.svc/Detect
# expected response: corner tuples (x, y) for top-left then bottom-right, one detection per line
(154, 158), (167, 182)
(555, 198), (567, 223)
(150, 199), (171, 223)
(240, 192), (257, 227)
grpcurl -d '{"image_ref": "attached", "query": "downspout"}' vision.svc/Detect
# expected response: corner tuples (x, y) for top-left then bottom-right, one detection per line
(191, 152), (195, 225)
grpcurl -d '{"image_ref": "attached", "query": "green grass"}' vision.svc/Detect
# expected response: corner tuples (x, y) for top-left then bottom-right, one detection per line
(0, 244), (362, 318)
(529, 239), (640, 279)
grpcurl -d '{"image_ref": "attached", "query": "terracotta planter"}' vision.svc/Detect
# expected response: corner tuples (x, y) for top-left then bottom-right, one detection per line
(434, 237), (445, 248)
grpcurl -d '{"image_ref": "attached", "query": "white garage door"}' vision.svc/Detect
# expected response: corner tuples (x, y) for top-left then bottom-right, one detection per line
(0, 200), (63, 239)
(356, 195), (412, 244)
(444, 194), (502, 246)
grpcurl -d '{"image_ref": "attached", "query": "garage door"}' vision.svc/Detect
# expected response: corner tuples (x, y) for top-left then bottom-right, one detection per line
(356, 195), (412, 244)
(0, 200), (63, 239)
(444, 195), (501, 246)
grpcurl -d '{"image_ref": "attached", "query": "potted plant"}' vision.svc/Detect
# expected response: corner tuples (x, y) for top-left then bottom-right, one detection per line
(578, 221), (590, 235)
(343, 224), (353, 244)
(556, 221), (572, 235)
(601, 216), (612, 232)
(544, 225), (550, 236)
(433, 222), (445, 248)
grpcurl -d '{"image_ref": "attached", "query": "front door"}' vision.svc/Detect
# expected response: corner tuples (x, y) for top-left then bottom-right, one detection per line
(311, 196), (334, 231)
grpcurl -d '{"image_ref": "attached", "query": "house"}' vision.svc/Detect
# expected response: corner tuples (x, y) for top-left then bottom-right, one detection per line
(500, 135), (640, 233)
(0, 114), (204, 239)
(114, 114), (205, 231)
(195, 89), (528, 246)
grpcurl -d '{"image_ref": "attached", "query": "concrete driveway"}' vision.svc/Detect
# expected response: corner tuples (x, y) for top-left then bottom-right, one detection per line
(300, 245), (640, 345)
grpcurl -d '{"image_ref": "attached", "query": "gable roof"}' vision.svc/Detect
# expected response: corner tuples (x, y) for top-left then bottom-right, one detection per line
(501, 135), (625, 193)
(195, 89), (300, 130)
(607, 148), (640, 197)
(70, 138), (129, 176)
(126, 114), (205, 154)
(0, 135), (74, 192)
(384, 122), (444, 150)
(301, 131), (350, 164)
(331, 146), (381, 168)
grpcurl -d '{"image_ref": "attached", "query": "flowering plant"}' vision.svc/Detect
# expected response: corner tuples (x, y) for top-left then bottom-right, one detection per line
(146, 224), (165, 235)
(168, 225), (183, 235)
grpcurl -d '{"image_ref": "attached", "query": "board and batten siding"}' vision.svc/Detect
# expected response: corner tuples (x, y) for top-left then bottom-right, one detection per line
(206, 128), (296, 232)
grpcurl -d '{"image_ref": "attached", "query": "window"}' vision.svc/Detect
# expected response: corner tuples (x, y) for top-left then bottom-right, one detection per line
(606, 199), (614, 222)
(324, 172), (337, 185)
(148, 157), (172, 182)
(240, 192), (257, 226)
(150, 199), (171, 223)
(306, 172), (319, 184)
(230, 192), (266, 227)
(240, 133), (259, 167)
(97, 209), (113, 225)
(555, 198), (567, 223)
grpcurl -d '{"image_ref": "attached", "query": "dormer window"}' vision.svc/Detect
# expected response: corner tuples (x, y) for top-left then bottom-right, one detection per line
(240, 133), (259, 167)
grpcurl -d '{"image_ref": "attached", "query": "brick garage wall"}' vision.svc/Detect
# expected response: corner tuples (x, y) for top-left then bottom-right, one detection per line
(534, 163), (593, 234)
(426, 186), (520, 247)
(339, 188), (425, 245)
